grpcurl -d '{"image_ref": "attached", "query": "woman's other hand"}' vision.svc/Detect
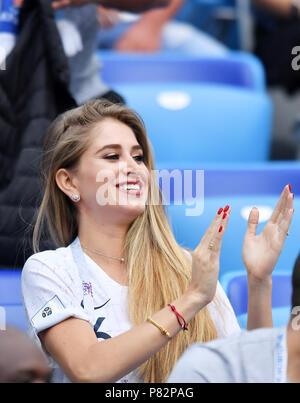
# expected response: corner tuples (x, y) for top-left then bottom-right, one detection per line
(242, 184), (294, 282)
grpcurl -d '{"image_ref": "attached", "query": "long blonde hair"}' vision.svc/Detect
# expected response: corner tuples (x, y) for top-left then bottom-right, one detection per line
(33, 99), (218, 382)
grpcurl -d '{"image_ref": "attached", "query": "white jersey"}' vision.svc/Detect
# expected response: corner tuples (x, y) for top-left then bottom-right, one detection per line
(21, 237), (240, 383)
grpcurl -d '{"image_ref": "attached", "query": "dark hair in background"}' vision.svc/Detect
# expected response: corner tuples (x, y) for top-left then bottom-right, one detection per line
(291, 253), (300, 309)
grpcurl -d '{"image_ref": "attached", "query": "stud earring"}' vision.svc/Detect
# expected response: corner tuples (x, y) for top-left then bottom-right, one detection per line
(71, 194), (80, 202)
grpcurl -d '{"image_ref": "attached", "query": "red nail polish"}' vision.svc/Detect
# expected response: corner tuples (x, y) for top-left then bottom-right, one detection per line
(219, 226), (223, 233)
(288, 184), (292, 192)
(292, 193), (294, 199)
(217, 207), (223, 215)
(224, 205), (230, 213)
(222, 213), (227, 220)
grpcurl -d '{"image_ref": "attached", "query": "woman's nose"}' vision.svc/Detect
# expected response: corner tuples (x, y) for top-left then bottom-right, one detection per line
(119, 155), (139, 174)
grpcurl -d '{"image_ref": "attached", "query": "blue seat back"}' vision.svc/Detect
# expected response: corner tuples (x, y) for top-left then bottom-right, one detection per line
(113, 82), (272, 164)
(99, 51), (266, 91)
(220, 271), (292, 316)
(0, 270), (27, 331)
(220, 270), (293, 328)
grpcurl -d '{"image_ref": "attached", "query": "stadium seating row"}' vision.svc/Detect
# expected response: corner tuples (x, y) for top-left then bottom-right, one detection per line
(99, 50), (266, 90)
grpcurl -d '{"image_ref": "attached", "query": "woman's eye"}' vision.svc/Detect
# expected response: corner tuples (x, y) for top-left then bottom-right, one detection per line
(104, 154), (119, 160)
(133, 155), (144, 162)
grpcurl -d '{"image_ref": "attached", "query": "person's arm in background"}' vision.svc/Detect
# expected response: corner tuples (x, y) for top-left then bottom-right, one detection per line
(114, 0), (185, 52)
(252, 0), (300, 17)
(52, 0), (171, 12)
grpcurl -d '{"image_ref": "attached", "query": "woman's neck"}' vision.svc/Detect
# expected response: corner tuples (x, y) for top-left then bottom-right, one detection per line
(77, 211), (128, 261)
(77, 212), (130, 285)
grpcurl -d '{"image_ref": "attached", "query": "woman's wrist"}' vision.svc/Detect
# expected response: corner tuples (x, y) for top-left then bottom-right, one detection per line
(246, 273), (273, 329)
(183, 287), (212, 312)
(247, 272), (272, 291)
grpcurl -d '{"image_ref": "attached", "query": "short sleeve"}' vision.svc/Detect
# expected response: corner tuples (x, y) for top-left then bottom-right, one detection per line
(21, 255), (91, 337)
(167, 341), (238, 383)
(167, 349), (209, 383)
(167, 344), (211, 382)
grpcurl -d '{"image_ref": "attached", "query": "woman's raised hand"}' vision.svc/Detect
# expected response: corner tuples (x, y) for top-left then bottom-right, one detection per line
(242, 185), (294, 281)
(188, 206), (230, 305)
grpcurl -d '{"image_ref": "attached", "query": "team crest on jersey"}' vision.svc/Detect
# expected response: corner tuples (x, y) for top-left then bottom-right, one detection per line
(31, 295), (65, 331)
(42, 306), (52, 318)
(82, 281), (93, 298)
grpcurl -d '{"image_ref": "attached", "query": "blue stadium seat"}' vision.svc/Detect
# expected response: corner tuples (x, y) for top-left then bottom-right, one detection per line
(220, 270), (292, 328)
(99, 51), (266, 91)
(0, 270), (26, 331)
(111, 82), (272, 164)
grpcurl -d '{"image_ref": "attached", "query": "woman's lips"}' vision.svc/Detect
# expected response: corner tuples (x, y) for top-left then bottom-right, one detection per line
(118, 188), (142, 197)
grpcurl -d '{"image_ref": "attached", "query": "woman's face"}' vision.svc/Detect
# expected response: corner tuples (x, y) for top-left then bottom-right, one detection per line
(73, 118), (150, 223)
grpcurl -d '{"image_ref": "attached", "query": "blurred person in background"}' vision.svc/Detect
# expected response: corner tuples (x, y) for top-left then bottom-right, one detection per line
(168, 253), (300, 383)
(252, 0), (300, 160)
(253, 0), (300, 19)
(51, 0), (172, 105)
(97, 0), (227, 55)
(52, 0), (171, 12)
(0, 327), (51, 383)
(252, 0), (300, 93)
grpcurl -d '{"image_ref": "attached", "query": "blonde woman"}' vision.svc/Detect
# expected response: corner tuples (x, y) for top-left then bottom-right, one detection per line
(21, 100), (294, 383)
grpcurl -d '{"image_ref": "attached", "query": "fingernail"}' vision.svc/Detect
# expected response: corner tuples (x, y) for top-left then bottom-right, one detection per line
(222, 213), (227, 220)
(219, 226), (223, 233)
(288, 184), (292, 192)
(292, 193), (294, 199)
(217, 207), (223, 215)
(224, 205), (230, 213)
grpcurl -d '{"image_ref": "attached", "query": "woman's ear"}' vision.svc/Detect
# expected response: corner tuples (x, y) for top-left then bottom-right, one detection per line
(55, 168), (80, 202)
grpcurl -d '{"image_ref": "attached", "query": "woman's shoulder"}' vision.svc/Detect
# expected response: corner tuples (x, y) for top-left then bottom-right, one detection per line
(22, 239), (77, 276)
(24, 246), (69, 266)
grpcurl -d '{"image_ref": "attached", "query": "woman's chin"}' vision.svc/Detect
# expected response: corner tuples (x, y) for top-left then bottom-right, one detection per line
(117, 201), (146, 217)
(98, 201), (146, 223)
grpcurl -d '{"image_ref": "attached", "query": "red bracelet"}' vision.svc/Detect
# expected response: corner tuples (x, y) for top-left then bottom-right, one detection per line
(168, 304), (188, 331)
